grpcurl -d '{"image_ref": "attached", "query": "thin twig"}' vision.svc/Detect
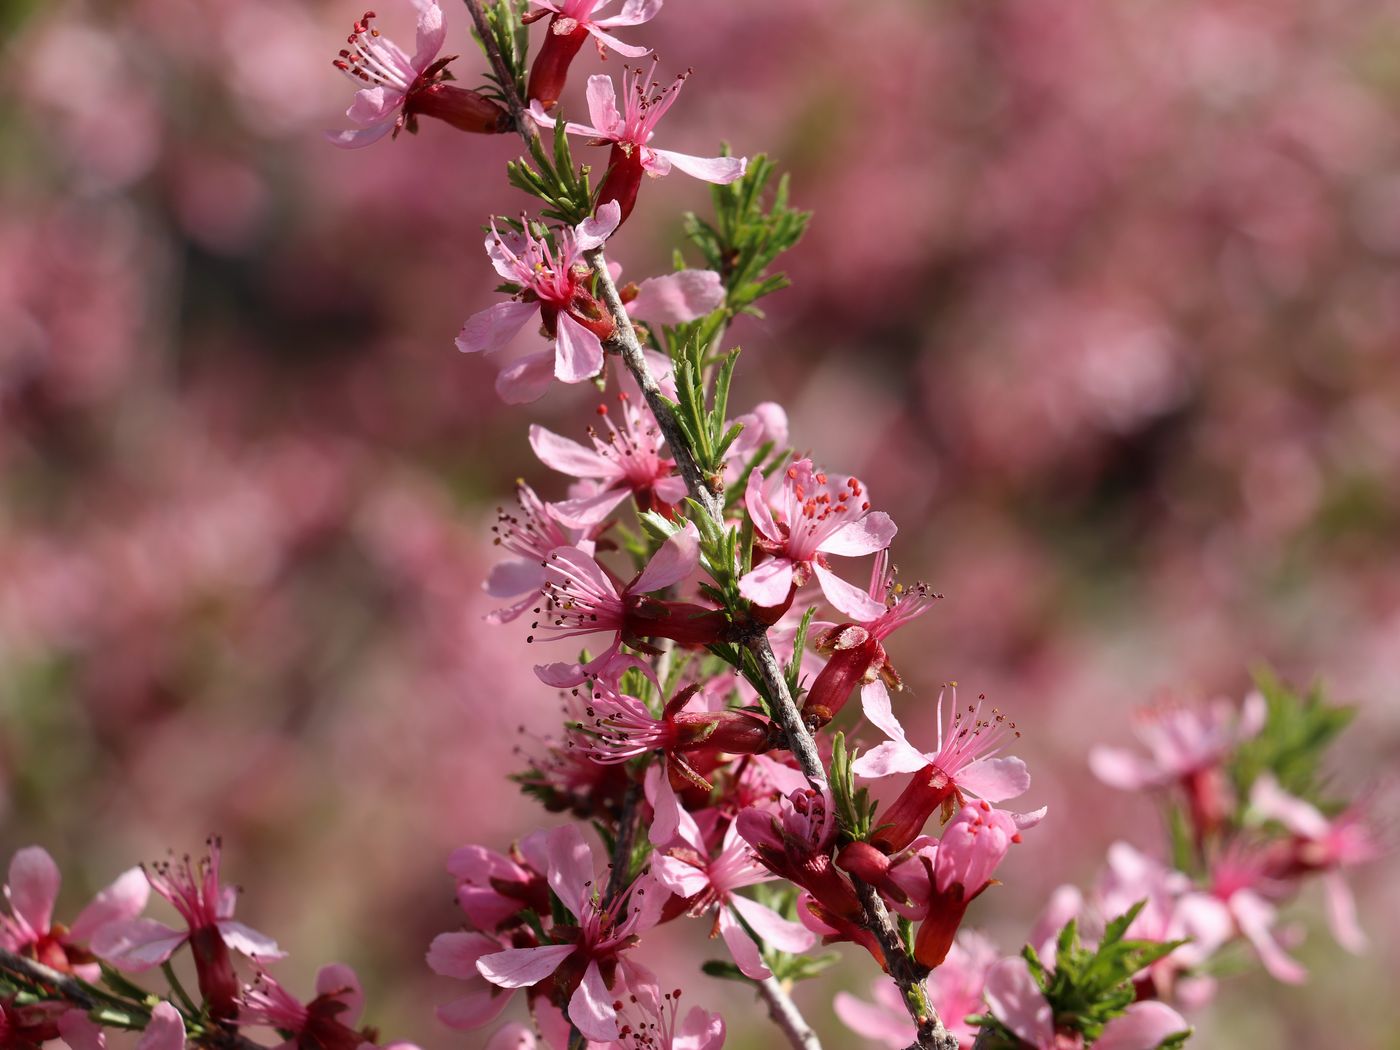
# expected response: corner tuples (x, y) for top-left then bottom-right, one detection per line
(460, 0), (534, 140)
(463, 10), (955, 1048)
(756, 977), (822, 1050)
(0, 947), (97, 1008)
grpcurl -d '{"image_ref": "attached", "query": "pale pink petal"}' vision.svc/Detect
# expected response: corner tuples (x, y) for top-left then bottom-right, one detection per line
(69, 867), (150, 943)
(545, 824), (595, 916)
(650, 150), (746, 184)
(485, 559), (545, 600)
(484, 1022), (537, 1050)
(553, 312), (605, 383)
(1237, 691), (1268, 740)
(957, 756), (1031, 802)
(1249, 774), (1329, 839)
(89, 918), (187, 970)
(819, 511), (897, 557)
(627, 270), (724, 326)
(1094, 1001), (1190, 1050)
(584, 75), (622, 137)
(526, 100), (601, 138)
(347, 86), (401, 124)
(1088, 746), (1163, 791)
(411, 0), (446, 70)
(568, 959), (618, 1041)
(859, 680), (911, 746)
(325, 121), (396, 149)
(738, 557), (795, 606)
(529, 425), (614, 479)
(427, 931), (500, 979)
(135, 1003), (185, 1050)
(436, 986), (513, 1030)
(591, 0), (663, 28)
(729, 895), (816, 953)
(834, 990), (914, 1049)
(7, 846), (60, 936)
(574, 201), (621, 251)
(315, 963), (364, 1025)
(216, 920), (282, 960)
(633, 522), (700, 593)
(550, 488), (632, 529)
(476, 944), (576, 988)
(743, 468), (779, 541)
(1231, 890), (1306, 984)
(1011, 806), (1048, 830)
(644, 762), (703, 849)
(651, 854), (710, 898)
(850, 740), (928, 780)
(582, 24), (652, 56)
(674, 1005), (725, 1050)
(984, 958), (1052, 1049)
(1028, 885), (1083, 961)
(813, 563), (887, 621)
(1323, 870), (1366, 953)
(58, 1010), (107, 1050)
(496, 349), (557, 404)
(717, 907), (770, 980)
(457, 300), (540, 355)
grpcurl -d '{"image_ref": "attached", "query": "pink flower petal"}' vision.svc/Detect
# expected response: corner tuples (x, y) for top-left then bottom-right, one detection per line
(550, 488), (632, 529)
(7, 846), (60, 936)
(410, 0), (446, 70)
(1249, 773), (1329, 839)
(651, 854), (710, 898)
(850, 740), (928, 780)
(584, 75), (622, 137)
(813, 563), (887, 621)
(545, 824), (595, 917)
(574, 201), (621, 251)
(347, 86), (400, 124)
(633, 522), (700, 593)
(89, 918), (187, 970)
(216, 920), (283, 960)
(650, 149), (747, 184)
(484, 1022), (537, 1050)
(743, 468), (780, 542)
(737, 557), (795, 606)
(325, 121), (396, 150)
(58, 1010), (107, 1050)
(984, 957), (1052, 1049)
(476, 944), (576, 989)
(1094, 1001), (1190, 1050)
(1231, 889), (1306, 984)
(135, 1003), (185, 1050)
(717, 906), (771, 980)
(593, 0), (663, 27)
(68, 867), (150, 944)
(484, 559), (545, 601)
(819, 511), (897, 557)
(529, 425), (614, 479)
(1323, 870), (1366, 954)
(627, 270), (724, 327)
(315, 963), (364, 1025)
(436, 986), (513, 1031)
(495, 349), (557, 404)
(859, 680), (911, 747)
(553, 312), (605, 383)
(457, 300), (540, 355)
(427, 931), (500, 979)
(1088, 746), (1163, 791)
(729, 895), (816, 953)
(675, 1005), (725, 1050)
(568, 959), (619, 1042)
(957, 756), (1031, 802)
(834, 988), (914, 1049)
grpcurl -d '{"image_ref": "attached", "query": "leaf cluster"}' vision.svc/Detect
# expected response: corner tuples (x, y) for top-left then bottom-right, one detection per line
(830, 732), (879, 841)
(1229, 668), (1355, 810)
(471, 0), (529, 106)
(507, 122), (596, 226)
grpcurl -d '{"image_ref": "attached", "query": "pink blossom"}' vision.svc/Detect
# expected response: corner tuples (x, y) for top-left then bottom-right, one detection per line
(802, 550), (941, 725)
(135, 1003), (186, 1050)
(427, 930), (517, 1030)
(90, 838), (282, 1019)
(238, 964), (367, 1050)
(531, 524), (727, 687)
(525, 0), (662, 109)
(456, 204), (623, 403)
(530, 65), (746, 223)
(327, 2), (507, 148)
(475, 825), (668, 1042)
(835, 931), (996, 1048)
(984, 957), (1189, 1049)
(1249, 773), (1380, 954)
(486, 483), (594, 624)
(530, 394), (686, 527)
(447, 833), (550, 933)
(739, 459), (897, 612)
(1089, 693), (1266, 835)
(1207, 845), (1307, 984)
(721, 402), (789, 488)
(853, 682), (1031, 853)
(653, 820), (815, 980)
(0, 846), (148, 982)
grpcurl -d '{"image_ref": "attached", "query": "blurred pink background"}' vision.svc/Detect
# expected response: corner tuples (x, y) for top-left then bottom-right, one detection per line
(2, 0), (1398, 1046)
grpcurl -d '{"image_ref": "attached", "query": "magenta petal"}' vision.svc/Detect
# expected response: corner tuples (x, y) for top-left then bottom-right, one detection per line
(984, 958), (1053, 1048)
(553, 312), (605, 383)
(1094, 1002), (1190, 1050)
(457, 300), (539, 355)
(135, 1003), (185, 1050)
(69, 867), (150, 944)
(568, 959), (619, 1042)
(7, 846), (61, 936)
(476, 944), (576, 989)
(729, 895), (815, 953)
(957, 756), (1031, 802)
(718, 907), (771, 980)
(737, 557), (794, 606)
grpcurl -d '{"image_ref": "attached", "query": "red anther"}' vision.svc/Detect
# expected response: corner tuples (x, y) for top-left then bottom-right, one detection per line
(596, 404), (609, 415)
